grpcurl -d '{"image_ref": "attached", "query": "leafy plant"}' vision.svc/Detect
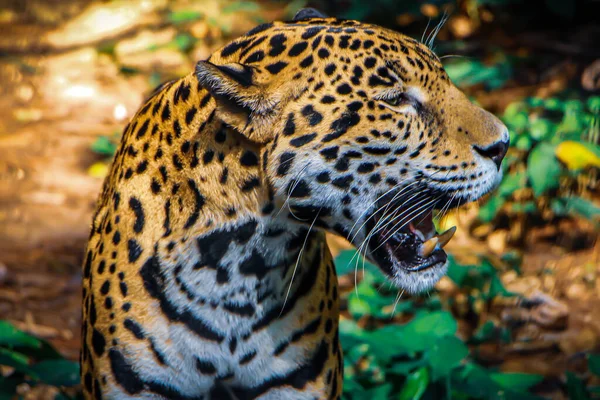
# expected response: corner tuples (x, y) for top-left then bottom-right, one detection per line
(334, 251), (541, 400)
(0, 321), (79, 399)
(478, 96), (600, 225)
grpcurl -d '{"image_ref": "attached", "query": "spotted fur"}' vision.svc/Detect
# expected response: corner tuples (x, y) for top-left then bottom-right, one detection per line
(81, 10), (508, 399)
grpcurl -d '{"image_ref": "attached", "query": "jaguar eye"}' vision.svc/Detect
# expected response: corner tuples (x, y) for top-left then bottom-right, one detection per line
(384, 93), (411, 107)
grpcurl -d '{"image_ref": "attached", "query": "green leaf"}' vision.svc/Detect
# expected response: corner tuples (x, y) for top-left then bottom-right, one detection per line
(470, 321), (496, 343)
(334, 250), (384, 279)
(528, 118), (554, 141)
(171, 33), (196, 52)
(167, 10), (202, 24)
(562, 197), (600, 221)
(478, 195), (506, 223)
(0, 321), (42, 349)
(29, 359), (80, 386)
(0, 375), (20, 399)
(222, 1), (260, 14)
(339, 319), (369, 352)
(490, 372), (543, 392)
(91, 136), (117, 156)
(446, 256), (471, 286)
(544, 98), (564, 111)
(427, 336), (469, 381)
(551, 198), (568, 216)
(451, 363), (501, 398)
(347, 272), (411, 319)
(342, 378), (365, 395)
(364, 312), (457, 363)
(504, 111), (529, 132)
(363, 383), (392, 399)
(388, 358), (427, 376)
(348, 292), (373, 318)
(566, 371), (590, 400)
(511, 201), (537, 214)
(587, 96), (600, 112)
(503, 102), (526, 121)
(498, 171), (527, 196)
(398, 367), (429, 400)
(0, 321), (61, 363)
(487, 275), (515, 299)
(589, 354), (600, 376)
(0, 348), (37, 379)
(498, 171), (527, 197)
(445, 59), (512, 90)
(526, 142), (562, 196)
(515, 134), (533, 151)
(404, 311), (457, 341)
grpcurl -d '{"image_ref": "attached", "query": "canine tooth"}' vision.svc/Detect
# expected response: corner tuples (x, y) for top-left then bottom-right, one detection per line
(420, 237), (438, 258)
(437, 226), (457, 248)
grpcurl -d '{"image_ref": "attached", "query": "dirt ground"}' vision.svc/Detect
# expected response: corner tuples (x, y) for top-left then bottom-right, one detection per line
(0, 1), (599, 398)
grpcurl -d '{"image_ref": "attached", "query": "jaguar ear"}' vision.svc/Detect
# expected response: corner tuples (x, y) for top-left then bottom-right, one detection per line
(293, 8), (328, 21)
(196, 60), (277, 144)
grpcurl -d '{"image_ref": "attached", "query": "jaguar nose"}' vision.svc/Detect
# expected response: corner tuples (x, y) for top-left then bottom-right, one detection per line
(473, 139), (509, 170)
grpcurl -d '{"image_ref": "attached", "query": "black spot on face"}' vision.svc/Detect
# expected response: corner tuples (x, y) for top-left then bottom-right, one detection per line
(320, 146), (339, 160)
(124, 318), (145, 340)
(239, 250), (269, 279)
(196, 358), (217, 375)
(302, 26), (324, 39)
(288, 42), (308, 57)
(363, 146), (391, 155)
(301, 105), (323, 126)
(357, 162), (375, 173)
(241, 176), (260, 192)
(265, 61), (288, 74)
(321, 95), (335, 104)
(240, 150), (259, 167)
(283, 113), (296, 136)
(332, 175), (353, 189)
(128, 197), (145, 234)
(91, 329), (106, 356)
(286, 179), (311, 198)
(336, 83), (352, 95)
(268, 33), (287, 57)
(317, 171), (330, 183)
(318, 48), (330, 58)
(127, 239), (142, 263)
(300, 55), (314, 68)
(161, 101), (170, 122)
(185, 107), (197, 125)
(290, 133), (317, 147)
(277, 152), (295, 176)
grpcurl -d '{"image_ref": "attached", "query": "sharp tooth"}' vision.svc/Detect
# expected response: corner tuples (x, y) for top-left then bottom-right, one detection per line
(437, 226), (457, 248)
(420, 237), (438, 258)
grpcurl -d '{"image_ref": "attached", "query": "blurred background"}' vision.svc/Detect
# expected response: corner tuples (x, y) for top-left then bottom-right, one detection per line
(0, 0), (598, 399)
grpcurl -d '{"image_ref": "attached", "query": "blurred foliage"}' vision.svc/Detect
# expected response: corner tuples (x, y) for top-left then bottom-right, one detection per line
(0, 322), (79, 399)
(334, 251), (549, 400)
(477, 96), (600, 226)
(307, 0), (598, 26)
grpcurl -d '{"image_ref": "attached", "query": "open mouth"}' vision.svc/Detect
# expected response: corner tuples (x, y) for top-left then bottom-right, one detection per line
(365, 192), (458, 276)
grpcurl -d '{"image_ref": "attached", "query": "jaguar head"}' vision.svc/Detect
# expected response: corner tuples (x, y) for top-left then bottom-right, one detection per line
(196, 10), (508, 293)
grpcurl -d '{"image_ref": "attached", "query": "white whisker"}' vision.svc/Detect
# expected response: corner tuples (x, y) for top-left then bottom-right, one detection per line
(280, 209), (320, 315)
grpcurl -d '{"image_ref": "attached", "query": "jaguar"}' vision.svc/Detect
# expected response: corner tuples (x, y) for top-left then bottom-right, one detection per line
(80, 8), (509, 399)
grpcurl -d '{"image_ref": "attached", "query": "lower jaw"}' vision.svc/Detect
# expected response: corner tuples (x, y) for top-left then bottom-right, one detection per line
(363, 215), (449, 278)
(396, 248), (448, 272)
